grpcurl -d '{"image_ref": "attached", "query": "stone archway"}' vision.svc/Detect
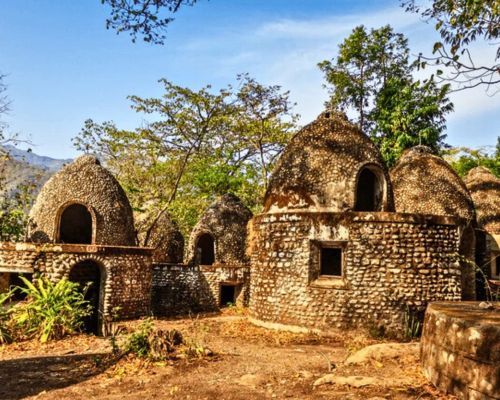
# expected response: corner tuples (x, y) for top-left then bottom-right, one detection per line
(58, 203), (93, 244)
(69, 260), (102, 334)
(196, 233), (215, 265)
(354, 166), (385, 211)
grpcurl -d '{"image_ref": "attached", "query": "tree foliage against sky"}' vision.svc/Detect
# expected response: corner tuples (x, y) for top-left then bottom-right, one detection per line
(402, 0), (499, 92)
(74, 74), (298, 237)
(445, 138), (500, 178)
(319, 25), (454, 166)
(102, 0), (198, 44)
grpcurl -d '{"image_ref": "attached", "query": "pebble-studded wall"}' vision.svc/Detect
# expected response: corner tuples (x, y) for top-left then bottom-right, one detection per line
(249, 211), (462, 334)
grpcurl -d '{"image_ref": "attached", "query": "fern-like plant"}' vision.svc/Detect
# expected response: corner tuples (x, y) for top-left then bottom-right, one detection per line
(11, 276), (92, 342)
(0, 290), (14, 344)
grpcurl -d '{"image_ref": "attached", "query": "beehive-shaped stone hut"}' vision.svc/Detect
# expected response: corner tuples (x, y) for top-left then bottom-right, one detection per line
(145, 211), (184, 264)
(464, 166), (500, 234)
(28, 155), (137, 246)
(188, 193), (252, 266)
(264, 111), (394, 213)
(464, 166), (500, 283)
(391, 146), (475, 221)
(249, 114), (464, 334)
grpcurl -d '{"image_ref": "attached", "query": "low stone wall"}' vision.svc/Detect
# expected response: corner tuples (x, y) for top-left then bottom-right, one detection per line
(0, 242), (152, 320)
(151, 263), (250, 316)
(249, 211), (463, 333)
(421, 302), (500, 400)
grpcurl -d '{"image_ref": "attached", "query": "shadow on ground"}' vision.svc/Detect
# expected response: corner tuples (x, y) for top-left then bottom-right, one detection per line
(0, 352), (115, 400)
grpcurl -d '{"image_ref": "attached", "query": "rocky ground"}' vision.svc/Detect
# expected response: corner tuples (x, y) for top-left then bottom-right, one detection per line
(0, 311), (456, 400)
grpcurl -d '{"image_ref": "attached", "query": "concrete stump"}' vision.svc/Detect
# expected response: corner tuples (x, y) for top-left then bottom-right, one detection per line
(421, 302), (500, 400)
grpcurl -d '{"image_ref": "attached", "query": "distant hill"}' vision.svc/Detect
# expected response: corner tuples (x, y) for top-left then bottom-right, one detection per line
(0, 145), (71, 201)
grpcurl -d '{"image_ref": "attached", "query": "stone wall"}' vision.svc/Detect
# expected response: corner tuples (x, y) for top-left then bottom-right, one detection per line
(151, 263), (250, 316)
(249, 211), (463, 333)
(0, 243), (152, 320)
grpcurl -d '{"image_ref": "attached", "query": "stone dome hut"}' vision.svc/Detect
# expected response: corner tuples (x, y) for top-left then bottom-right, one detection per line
(390, 146), (475, 221)
(28, 155), (137, 246)
(464, 166), (500, 283)
(249, 114), (465, 334)
(264, 111), (394, 213)
(188, 193), (252, 266)
(464, 166), (500, 234)
(145, 211), (184, 264)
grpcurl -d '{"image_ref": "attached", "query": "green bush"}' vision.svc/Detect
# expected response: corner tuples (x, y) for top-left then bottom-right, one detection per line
(11, 276), (92, 343)
(0, 290), (14, 344)
(126, 318), (153, 358)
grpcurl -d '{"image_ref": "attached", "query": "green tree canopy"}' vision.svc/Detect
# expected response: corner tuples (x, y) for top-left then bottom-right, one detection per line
(74, 74), (298, 237)
(444, 139), (500, 178)
(319, 25), (453, 166)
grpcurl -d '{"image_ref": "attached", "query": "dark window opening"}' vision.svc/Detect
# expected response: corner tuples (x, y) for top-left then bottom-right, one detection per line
(69, 260), (101, 334)
(220, 284), (236, 307)
(320, 247), (342, 276)
(197, 233), (215, 265)
(355, 168), (383, 212)
(59, 204), (93, 244)
(495, 255), (500, 277)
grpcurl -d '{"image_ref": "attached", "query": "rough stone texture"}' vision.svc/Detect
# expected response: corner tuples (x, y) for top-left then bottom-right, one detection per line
(28, 155), (137, 246)
(249, 212), (462, 333)
(421, 302), (500, 400)
(0, 242), (152, 320)
(151, 263), (250, 316)
(144, 211), (185, 263)
(263, 112), (394, 213)
(187, 193), (252, 265)
(391, 146), (475, 221)
(464, 166), (500, 235)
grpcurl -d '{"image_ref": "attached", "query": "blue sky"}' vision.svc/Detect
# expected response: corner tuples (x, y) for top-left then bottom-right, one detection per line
(0, 0), (498, 159)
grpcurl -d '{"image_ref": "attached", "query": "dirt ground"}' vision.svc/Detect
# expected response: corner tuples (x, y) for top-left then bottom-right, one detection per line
(0, 311), (455, 400)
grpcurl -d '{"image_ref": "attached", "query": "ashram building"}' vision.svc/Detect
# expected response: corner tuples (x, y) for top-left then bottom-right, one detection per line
(0, 112), (498, 335)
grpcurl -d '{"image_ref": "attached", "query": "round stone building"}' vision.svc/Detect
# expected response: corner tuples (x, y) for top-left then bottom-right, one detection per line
(145, 210), (185, 264)
(28, 155), (137, 246)
(249, 113), (464, 334)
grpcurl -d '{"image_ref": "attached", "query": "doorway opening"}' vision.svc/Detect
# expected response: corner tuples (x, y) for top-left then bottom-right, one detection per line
(220, 284), (239, 307)
(59, 203), (93, 244)
(197, 233), (215, 265)
(354, 167), (384, 211)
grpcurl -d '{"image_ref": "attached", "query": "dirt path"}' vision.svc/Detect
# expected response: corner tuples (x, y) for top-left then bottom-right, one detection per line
(0, 313), (451, 400)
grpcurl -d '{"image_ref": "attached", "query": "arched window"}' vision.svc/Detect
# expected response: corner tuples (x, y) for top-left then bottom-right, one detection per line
(196, 233), (215, 265)
(355, 166), (385, 211)
(59, 203), (93, 244)
(69, 260), (101, 334)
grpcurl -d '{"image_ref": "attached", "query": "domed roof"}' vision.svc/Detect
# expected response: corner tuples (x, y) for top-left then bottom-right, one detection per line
(464, 166), (500, 233)
(145, 210), (184, 263)
(263, 112), (393, 212)
(390, 146), (475, 221)
(188, 193), (252, 264)
(29, 155), (137, 246)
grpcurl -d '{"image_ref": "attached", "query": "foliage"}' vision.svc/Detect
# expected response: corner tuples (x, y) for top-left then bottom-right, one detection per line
(403, 306), (422, 340)
(319, 25), (453, 166)
(73, 74), (298, 237)
(444, 140), (500, 177)
(102, 0), (198, 44)
(0, 290), (14, 344)
(126, 318), (153, 358)
(402, 0), (499, 91)
(10, 276), (92, 343)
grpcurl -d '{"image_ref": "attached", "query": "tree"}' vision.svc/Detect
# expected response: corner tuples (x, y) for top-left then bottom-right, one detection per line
(319, 25), (453, 166)
(402, 0), (500, 92)
(444, 140), (500, 178)
(74, 74), (297, 237)
(102, 0), (198, 44)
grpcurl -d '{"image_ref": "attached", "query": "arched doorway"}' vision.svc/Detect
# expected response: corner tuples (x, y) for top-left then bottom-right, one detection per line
(196, 233), (215, 265)
(354, 167), (384, 211)
(69, 260), (101, 334)
(59, 203), (93, 244)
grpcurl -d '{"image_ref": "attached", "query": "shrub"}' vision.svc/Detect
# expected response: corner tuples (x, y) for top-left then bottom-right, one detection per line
(11, 276), (92, 342)
(126, 318), (153, 358)
(0, 290), (14, 344)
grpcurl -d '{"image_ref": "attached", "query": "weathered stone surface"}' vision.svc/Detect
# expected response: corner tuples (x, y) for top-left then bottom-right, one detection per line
(187, 193), (252, 265)
(421, 302), (500, 400)
(144, 211), (184, 263)
(264, 111), (394, 213)
(28, 155), (137, 246)
(345, 342), (419, 365)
